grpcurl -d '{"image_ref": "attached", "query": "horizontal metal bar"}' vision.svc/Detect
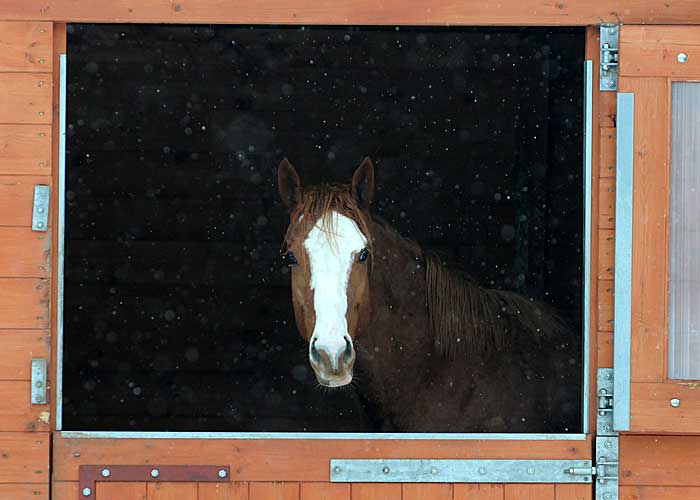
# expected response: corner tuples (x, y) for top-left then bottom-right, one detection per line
(330, 459), (593, 483)
(60, 431), (587, 441)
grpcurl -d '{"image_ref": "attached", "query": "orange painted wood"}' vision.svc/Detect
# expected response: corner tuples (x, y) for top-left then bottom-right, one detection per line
(249, 483), (299, 500)
(630, 382), (700, 433)
(504, 484), (555, 500)
(52, 436), (591, 482)
(555, 484), (591, 500)
(0, 125), (52, 174)
(351, 484), (401, 500)
(299, 483), (349, 500)
(0, 431), (49, 482)
(599, 92), (617, 129)
(0, 73), (52, 124)
(620, 26), (700, 77)
(599, 128), (616, 178)
(598, 279), (614, 333)
(51, 482), (79, 500)
(200, 482), (250, 500)
(454, 484), (504, 500)
(621, 486), (700, 499)
(620, 436), (700, 486)
(0, 22), (52, 72)
(599, 177), (615, 229)
(147, 482), (198, 500)
(0, 278), (50, 329)
(3, 0), (700, 24)
(598, 330), (614, 368)
(0, 228), (51, 277)
(597, 230), (614, 280)
(0, 330), (49, 379)
(0, 484), (48, 499)
(97, 482), (147, 500)
(0, 175), (52, 226)
(402, 484), (452, 500)
(0, 380), (50, 431)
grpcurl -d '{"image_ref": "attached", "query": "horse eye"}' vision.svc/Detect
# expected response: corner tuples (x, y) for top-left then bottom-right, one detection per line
(282, 251), (297, 265)
(358, 248), (369, 263)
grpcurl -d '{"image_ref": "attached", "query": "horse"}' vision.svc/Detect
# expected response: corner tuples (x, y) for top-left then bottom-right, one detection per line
(277, 157), (581, 433)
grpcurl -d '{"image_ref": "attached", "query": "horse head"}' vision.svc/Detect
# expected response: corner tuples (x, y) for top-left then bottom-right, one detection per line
(277, 157), (375, 387)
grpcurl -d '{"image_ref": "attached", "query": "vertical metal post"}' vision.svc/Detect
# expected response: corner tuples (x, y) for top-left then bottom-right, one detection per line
(56, 53), (67, 430)
(582, 60), (593, 435)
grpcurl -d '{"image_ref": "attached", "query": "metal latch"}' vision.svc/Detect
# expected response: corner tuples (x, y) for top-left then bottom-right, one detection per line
(31, 358), (47, 404)
(600, 24), (620, 91)
(32, 185), (50, 232)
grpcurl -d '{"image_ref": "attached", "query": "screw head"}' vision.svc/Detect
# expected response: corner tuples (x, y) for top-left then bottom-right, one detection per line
(151, 468), (159, 478)
(527, 467), (535, 475)
(430, 467), (438, 475)
(218, 469), (227, 478)
(333, 466), (341, 473)
(604, 440), (613, 448)
(671, 398), (681, 407)
(382, 466), (390, 474)
(678, 53), (688, 63)
(605, 372), (612, 380)
(82, 487), (92, 497)
(478, 467), (487, 475)
(608, 80), (616, 88)
(37, 222), (44, 228)
(101, 468), (110, 477)
(604, 494), (612, 500)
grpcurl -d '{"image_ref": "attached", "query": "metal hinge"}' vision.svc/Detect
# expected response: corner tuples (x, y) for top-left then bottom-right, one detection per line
(600, 24), (620, 91)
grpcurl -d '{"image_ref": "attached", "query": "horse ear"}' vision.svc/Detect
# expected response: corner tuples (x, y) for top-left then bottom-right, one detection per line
(277, 158), (301, 211)
(352, 157), (375, 211)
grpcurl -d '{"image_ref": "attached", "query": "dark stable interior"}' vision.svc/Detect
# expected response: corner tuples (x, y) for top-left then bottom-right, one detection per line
(64, 24), (584, 432)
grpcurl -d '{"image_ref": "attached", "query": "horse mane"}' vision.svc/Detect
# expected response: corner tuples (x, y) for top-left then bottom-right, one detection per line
(425, 253), (570, 359)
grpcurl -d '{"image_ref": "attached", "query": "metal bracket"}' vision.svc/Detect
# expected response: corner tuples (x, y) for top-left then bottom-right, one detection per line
(600, 24), (620, 91)
(597, 368), (615, 436)
(31, 185), (50, 232)
(596, 368), (619, 500)
(30, 358), (47, 405)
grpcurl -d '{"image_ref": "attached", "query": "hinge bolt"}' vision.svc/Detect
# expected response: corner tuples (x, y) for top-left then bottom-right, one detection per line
(678, 53), (688, 63)
(604, 424), (612, 431)
(218, 469), (227, 478)
(151, 468), (159, 478)
(82, 487), (92, 497)
(671, 398), (681, 407)
(101, 468), (110, 477)
(604, 440), (613, 448)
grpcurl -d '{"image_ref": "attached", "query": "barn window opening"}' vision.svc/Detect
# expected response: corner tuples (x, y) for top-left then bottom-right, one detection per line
(60, 24), (587, 433)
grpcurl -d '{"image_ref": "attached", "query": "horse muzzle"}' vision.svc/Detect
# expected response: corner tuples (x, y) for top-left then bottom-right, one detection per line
(309, 335), (355, 387)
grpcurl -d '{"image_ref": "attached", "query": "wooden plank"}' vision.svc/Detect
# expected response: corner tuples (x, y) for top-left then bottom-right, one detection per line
(454, 484), (504, 500)
(0, 228), (51, 277)
(0, 22), (52, 72)
(200, 483), (250, 500)
(599, 177), (615, 229)
(3, 0), (700, 25)
(600, 92), (617, 129)
(0, 432), (49, 483)
(599, 128), (616, 179)
(0, 125), (52, 174)
(621, 486), (700, 499)
(300, 483), (349, 500)
(0, 278), (50, 329)
(598, 279), (614, 333)
(0, 73), (52, 124)
(402, 484), (452, 500)
(0, 484), (48, 499)
(0, 380), (50, 431)
(504, 484), (555, 500)
(555, 484), (591, 500)
(621, 436), (700, 486)
(147, 482), (197, 500)
(51, 482), (79, 500)
(630, 382), (700, 433)
(52, 436), (592, 482)
(0, 175), (52, 226)
(0, 330), (49, 379)
(249, 483), (299, 500)
(97, 482), (147, 500)
(598, 330), (614, 368)
(621, 26), (700, 77)
(351, 484), (401, 500)
(598, 229), (615, 280)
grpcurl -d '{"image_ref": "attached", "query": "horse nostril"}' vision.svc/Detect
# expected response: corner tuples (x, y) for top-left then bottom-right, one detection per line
(342, 337), (354, 364)
(310, 338), (322, 364)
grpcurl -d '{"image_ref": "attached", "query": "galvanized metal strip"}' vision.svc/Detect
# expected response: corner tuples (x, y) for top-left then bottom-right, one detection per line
(330, 459), (593, 483)
(600, 24), (619, 91)
(56, 53), (67, 430)
(31, 185), (50, 231)
(596, 368), (615, 436)
(595, 436), (619, 500)
(30, 358), (47, 405)
(613, 93), (634, 432)
(582, 59), (593, 435)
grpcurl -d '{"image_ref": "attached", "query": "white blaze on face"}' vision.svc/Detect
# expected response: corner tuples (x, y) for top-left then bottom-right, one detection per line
(304, 211), (367, 364)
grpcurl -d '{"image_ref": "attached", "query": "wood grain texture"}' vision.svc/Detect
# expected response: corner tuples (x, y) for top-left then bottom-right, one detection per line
(621, 436), (700, 486)
(0, 483), (48, 499)
(621, 486), (700, 499)
(598, 330), (614, 368)
(402, 484), (452, 500)
(0, 176), (52, 226)
(599, 128), (616, 179)
(0, 125), (52, 174)
(598, 279), (614, 333)
(504, 484), (555, 500)
(0, 228), (51, 277)
(0, 73), (52, 124)
(147, 482), (198, 500)
(2, 0), (700, 24)
(0, 278), (50, 329)
(0, 330), (49, 379)
(598, 229), (615, 280)
(351, 484), (401, 500)
(599, 92), (617, 129)
(0, 22), (52, 72)
(0, 432), (49, 482)
(630, 382), (700, 433)
(51, 481), (78, 500)
(0, 380), (50, 431)
(300, 483), (349, 500)
(200, 482), (250, 500)
(621, 26), (700, 77)
(454, 484), (504, 500)
(52, 436), (591, 482)
(555, 484), (591, 500)
(249, 483), (299, 500)
(97, 482), (147, 500)
(599, 177), (615, 229)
